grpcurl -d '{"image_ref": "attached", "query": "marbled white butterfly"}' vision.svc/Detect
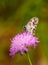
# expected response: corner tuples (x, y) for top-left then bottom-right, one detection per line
(24, 17), (39, 35)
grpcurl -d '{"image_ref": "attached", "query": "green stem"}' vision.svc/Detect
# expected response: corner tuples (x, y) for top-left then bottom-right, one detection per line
(26, 53), (32, 65)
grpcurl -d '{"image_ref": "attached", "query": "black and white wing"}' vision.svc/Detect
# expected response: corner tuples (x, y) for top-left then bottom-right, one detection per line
(24, 17), (39, 35)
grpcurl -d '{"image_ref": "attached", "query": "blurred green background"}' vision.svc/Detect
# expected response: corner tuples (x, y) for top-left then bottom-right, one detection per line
(0, 0), (48, 65)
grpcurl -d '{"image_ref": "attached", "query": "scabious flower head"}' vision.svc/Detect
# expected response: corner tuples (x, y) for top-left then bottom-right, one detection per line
(9, 32), (39, 56)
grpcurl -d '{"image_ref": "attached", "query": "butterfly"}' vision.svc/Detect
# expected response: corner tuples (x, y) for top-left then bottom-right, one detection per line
(24, 17), (39, 35)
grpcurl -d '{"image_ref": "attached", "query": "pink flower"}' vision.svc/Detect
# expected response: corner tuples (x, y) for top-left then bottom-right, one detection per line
(9, 32), (39, 56)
